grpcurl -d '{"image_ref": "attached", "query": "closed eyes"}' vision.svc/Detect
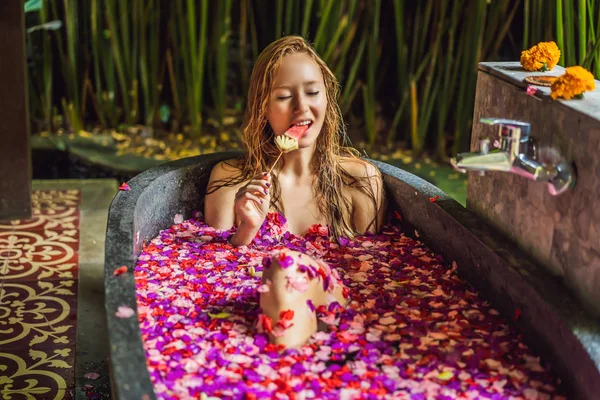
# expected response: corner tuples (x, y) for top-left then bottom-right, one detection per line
(276, 91), (320, 100)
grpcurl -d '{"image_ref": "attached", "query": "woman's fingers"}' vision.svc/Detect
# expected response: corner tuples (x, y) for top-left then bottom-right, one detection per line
(236, 186), (269, 202)
(246, 184), (270, 195)
(251, 177), (271, 189)
(244, 191), (264, 205)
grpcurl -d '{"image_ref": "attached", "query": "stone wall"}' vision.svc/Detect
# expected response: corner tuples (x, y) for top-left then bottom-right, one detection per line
(467, 62), (600, 317)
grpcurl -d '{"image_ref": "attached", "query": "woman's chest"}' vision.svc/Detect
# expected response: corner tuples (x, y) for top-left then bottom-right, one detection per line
(278, 184), (328, 235)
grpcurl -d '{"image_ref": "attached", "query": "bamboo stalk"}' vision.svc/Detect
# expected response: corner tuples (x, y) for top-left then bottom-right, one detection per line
(557, 0), (565, 65)
(50, 0), (82, 133)
(90, 0), (107, 127)
(579, 0), (586, 64)
(284, 0), (294, 34)
(435, 1), (462, 159)
(364, 0), (381, 145)
(275, 0), (283, 38)
(106, 0), (132, 125)
(564, 0), (575, 65)
(212, 0), (233, 128)
(340, 35), (366, 111)
(487, 0), (521, 57)
(41, 0), (53, 129)
(417, 1), (445, 148)
(166, 49), (181, 122)
(323, 15), (348, 62)
(410, 80), (419, 152)
(301, 0), (314, 38)
(313, 0), (335, 51)
(596, 0), (600, 76)
(198, 0), (209, 128)
(240, 0), (249, 95)
(524, 0), (531, 47)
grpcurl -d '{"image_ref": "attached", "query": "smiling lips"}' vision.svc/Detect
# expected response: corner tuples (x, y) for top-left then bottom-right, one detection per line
(285, 122), (311, 140)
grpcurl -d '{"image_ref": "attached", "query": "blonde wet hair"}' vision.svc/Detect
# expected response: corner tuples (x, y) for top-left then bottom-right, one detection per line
(208, 35), (380, 239)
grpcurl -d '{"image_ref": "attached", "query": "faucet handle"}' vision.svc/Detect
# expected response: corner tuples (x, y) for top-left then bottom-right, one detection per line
(480, 118), (530, 142)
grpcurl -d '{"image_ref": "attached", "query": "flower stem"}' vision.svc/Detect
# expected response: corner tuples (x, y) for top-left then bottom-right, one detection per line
(268, 151), (284, 174)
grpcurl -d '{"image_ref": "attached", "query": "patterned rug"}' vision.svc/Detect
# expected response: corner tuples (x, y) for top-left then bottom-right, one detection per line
(0, 190), (81, 400)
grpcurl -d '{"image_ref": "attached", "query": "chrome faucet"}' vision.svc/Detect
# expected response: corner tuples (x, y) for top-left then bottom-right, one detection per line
(451, 118), (576, 196)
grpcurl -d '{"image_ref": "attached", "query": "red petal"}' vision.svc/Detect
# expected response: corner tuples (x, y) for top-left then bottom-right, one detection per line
(260, 314), (273, 333)
(279, 309), (294, 321)
(113, 266), (128, 276)
(429, 196), (440, 203)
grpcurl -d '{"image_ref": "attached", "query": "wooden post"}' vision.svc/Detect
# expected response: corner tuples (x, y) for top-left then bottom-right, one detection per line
(0, 0), (32, 220)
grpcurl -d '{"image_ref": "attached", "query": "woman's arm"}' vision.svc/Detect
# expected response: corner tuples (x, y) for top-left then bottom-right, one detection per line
(204, 160), (270, 246)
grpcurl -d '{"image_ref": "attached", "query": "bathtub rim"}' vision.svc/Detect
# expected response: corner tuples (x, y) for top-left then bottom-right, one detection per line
(104, 151), (600, 400)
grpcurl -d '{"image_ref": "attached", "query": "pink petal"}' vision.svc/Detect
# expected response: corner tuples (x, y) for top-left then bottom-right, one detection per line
(115, 305), (135, 318)
(384, 333), (402, 341)
(174, 214), (184, 224)
(257, 279), (272, 293)
(430, 332), (448, 340)
(526, 85), (538, 96)
(319, 313), (337, 325)
(378, 316), (396, 325)
(286, 275), (309, 292)
(271, 326), (286, 337)
(338, 331), (358, 342)
(257, 284), (270, 293)
(84, 372), (100, 380)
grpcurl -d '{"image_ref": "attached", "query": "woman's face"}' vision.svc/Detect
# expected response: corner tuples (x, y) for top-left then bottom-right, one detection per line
(266, 53), (327, 149)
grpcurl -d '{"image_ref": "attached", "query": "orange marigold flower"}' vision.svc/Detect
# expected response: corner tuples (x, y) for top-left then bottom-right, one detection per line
(520, 41), (561, 72)
(550, 66), (596, 100)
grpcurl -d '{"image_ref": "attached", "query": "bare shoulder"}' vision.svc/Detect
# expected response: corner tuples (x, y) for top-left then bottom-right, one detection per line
(208, 159), (244, 182)
(204, 159), (244, 229)
(339, 157), (385, 233)
(339, 157), (381, 180)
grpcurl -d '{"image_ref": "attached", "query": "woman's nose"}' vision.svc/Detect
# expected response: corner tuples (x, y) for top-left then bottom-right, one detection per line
(294, 94), (309, 114)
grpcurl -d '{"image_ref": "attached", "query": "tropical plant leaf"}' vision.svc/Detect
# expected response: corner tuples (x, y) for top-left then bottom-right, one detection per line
(24, 0), (42, 13)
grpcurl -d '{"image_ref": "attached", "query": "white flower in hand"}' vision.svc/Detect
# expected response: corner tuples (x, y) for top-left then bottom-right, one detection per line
(275, 135), (298, 153)
(268, 135), (299, 174)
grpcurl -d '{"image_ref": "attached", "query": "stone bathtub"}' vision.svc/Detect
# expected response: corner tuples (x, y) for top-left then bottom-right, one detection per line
(104, 151), (600, 399)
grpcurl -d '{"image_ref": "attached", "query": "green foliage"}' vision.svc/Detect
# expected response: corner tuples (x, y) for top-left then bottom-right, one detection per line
(25, 0), (55, 131)
(25, 0), (600, 157)
(24, 0), (42, 13)
(524, 0), (600, 76)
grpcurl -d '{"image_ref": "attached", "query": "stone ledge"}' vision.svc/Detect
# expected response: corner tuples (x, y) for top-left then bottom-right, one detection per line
(479, 61), (600, 123)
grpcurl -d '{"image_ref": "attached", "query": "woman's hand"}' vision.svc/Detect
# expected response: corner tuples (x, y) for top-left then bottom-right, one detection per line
(234, 172), (271, 230)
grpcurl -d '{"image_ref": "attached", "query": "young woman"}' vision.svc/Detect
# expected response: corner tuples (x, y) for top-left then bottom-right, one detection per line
(204, 35), (385, 348)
